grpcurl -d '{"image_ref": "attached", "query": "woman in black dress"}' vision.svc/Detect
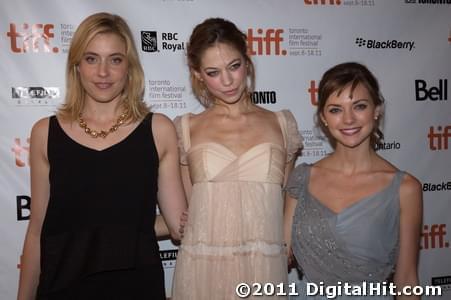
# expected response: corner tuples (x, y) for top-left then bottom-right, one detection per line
(17, 12), (187, 300)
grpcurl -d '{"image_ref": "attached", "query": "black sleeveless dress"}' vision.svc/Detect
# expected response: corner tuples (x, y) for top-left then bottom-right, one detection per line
(36, 113), (165, 300)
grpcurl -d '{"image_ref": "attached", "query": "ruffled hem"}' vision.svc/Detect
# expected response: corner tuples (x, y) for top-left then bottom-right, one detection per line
(180, 240), (286, 257)
(37, 226), (159, 295)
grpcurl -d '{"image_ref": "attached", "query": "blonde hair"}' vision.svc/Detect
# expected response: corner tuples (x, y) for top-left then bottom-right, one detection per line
(187, 18), (255, 107)
(58, 12), (148, 121)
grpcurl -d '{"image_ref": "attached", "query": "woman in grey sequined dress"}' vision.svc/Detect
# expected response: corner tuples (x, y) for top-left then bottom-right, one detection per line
(284, 62), (422, 300)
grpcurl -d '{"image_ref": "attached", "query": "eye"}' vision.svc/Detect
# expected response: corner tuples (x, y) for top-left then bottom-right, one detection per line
(206, 70), (219, 77)
(328, 107), (341, 114)
(110, 56), (123, 65)
(354, 103), (368, 111)
(229, 62), (241, 70)
(84, 55), (98, 64)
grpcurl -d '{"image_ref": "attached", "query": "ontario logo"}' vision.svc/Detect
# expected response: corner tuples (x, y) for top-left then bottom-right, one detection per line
(251, 91), (277, 104)
(355, 37), (415, 51)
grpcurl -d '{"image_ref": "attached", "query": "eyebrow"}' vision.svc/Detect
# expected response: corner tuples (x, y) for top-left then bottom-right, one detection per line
(203, 58), (242, 71)
(83, 51), (125, 57)
(326, 99), (370, 107)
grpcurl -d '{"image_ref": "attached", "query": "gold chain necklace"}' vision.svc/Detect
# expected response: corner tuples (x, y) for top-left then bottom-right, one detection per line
(78, 110), (129, 138)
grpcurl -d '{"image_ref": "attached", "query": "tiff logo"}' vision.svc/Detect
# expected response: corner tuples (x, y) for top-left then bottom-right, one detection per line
(305, 0), (341, 4)
(7, 23), (58, 53)
(428, 126), (451, 150)
(421, 224), (449, 249)
(11, 138), (30, 167)
(308, 80), (319, 106)
(247, 28), (287, 56)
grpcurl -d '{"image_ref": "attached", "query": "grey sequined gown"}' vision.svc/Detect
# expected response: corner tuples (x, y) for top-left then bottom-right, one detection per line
(286, 163), (404, 300)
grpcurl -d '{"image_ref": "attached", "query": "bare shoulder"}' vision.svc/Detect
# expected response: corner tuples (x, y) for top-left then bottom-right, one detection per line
(400, 172), (422, 196)
(30, 117), (51, 145)
(152, 112), (176, 133)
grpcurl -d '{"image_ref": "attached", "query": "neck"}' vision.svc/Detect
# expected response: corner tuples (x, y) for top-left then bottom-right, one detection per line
(328, 143), (377, 175)
(210, 94), (254, 118)
(82, 100), (125, 122)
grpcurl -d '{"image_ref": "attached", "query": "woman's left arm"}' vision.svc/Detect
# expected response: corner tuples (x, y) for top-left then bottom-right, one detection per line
(394, 173), (423, 300)
(152, 113), (188, 241)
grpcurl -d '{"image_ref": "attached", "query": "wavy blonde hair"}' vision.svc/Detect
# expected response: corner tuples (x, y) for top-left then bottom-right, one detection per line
(58, 12), (148, 121)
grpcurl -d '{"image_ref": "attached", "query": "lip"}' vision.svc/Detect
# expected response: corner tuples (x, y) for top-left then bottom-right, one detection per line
(339, 127), (361, 136)
(222, 88), (238, 96)
(94, 82), (113, 89)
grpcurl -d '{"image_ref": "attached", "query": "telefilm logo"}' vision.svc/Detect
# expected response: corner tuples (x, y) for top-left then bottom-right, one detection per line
(432, 276), (451, 292)
(141, 31), (184, 53)
(423, 181), (451, 192)
(405, 0), (451, 4)
(415, 79), (448, 101)
(251, 91), (277, 104)
(428, 125), (450, 150)
(7, 23), (58, 53)
(355, 37), (415, 51)
(247, 28), (287, 56)
(421, 224), (449, 250)
(160, 249), (178, 268)
(17, 195), (31, 221)
(11, 87), (61, 106)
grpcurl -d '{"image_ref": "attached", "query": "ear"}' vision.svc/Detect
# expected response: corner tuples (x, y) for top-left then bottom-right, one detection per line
(192, 68), (203, 82)
(319, 112), (327, 125)
(374, 104), (382, 119)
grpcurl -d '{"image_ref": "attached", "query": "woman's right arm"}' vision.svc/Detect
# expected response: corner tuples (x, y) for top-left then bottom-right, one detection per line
(283, 194), (297, 269)
(17, 118), (50, 300)
(180, 165), (192, 203)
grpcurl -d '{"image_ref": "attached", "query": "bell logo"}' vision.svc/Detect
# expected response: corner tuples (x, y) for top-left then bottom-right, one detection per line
(415, 79), (448, 101)
(6, 23), (58, 53)
(305, 0), (341, 5)
(247, 28), (287, 56)
(428, 126), (451, 150)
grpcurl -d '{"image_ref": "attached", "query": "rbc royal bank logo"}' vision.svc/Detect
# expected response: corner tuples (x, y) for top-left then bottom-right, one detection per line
(6, 23), (58, 53)
(141, 31), (158, 52)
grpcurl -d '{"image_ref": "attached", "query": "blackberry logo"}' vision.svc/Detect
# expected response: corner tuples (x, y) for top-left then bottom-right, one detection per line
(141, 31), (158, 52)
(355, 37), (415, 51)
(423, 181), (451, 192)
(355, 37), (366, 47)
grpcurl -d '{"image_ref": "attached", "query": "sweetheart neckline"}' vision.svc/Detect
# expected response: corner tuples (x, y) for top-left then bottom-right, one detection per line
(188, 142), (285, 157)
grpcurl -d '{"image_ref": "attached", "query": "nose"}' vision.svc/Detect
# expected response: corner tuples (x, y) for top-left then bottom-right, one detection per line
(343, 108), (355, 124)
(97, 60), (109, 77)
(220, 70), (233, 87)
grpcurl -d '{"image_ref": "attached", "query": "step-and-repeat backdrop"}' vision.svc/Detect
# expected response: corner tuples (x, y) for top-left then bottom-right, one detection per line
(1, 0), (450, 298)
